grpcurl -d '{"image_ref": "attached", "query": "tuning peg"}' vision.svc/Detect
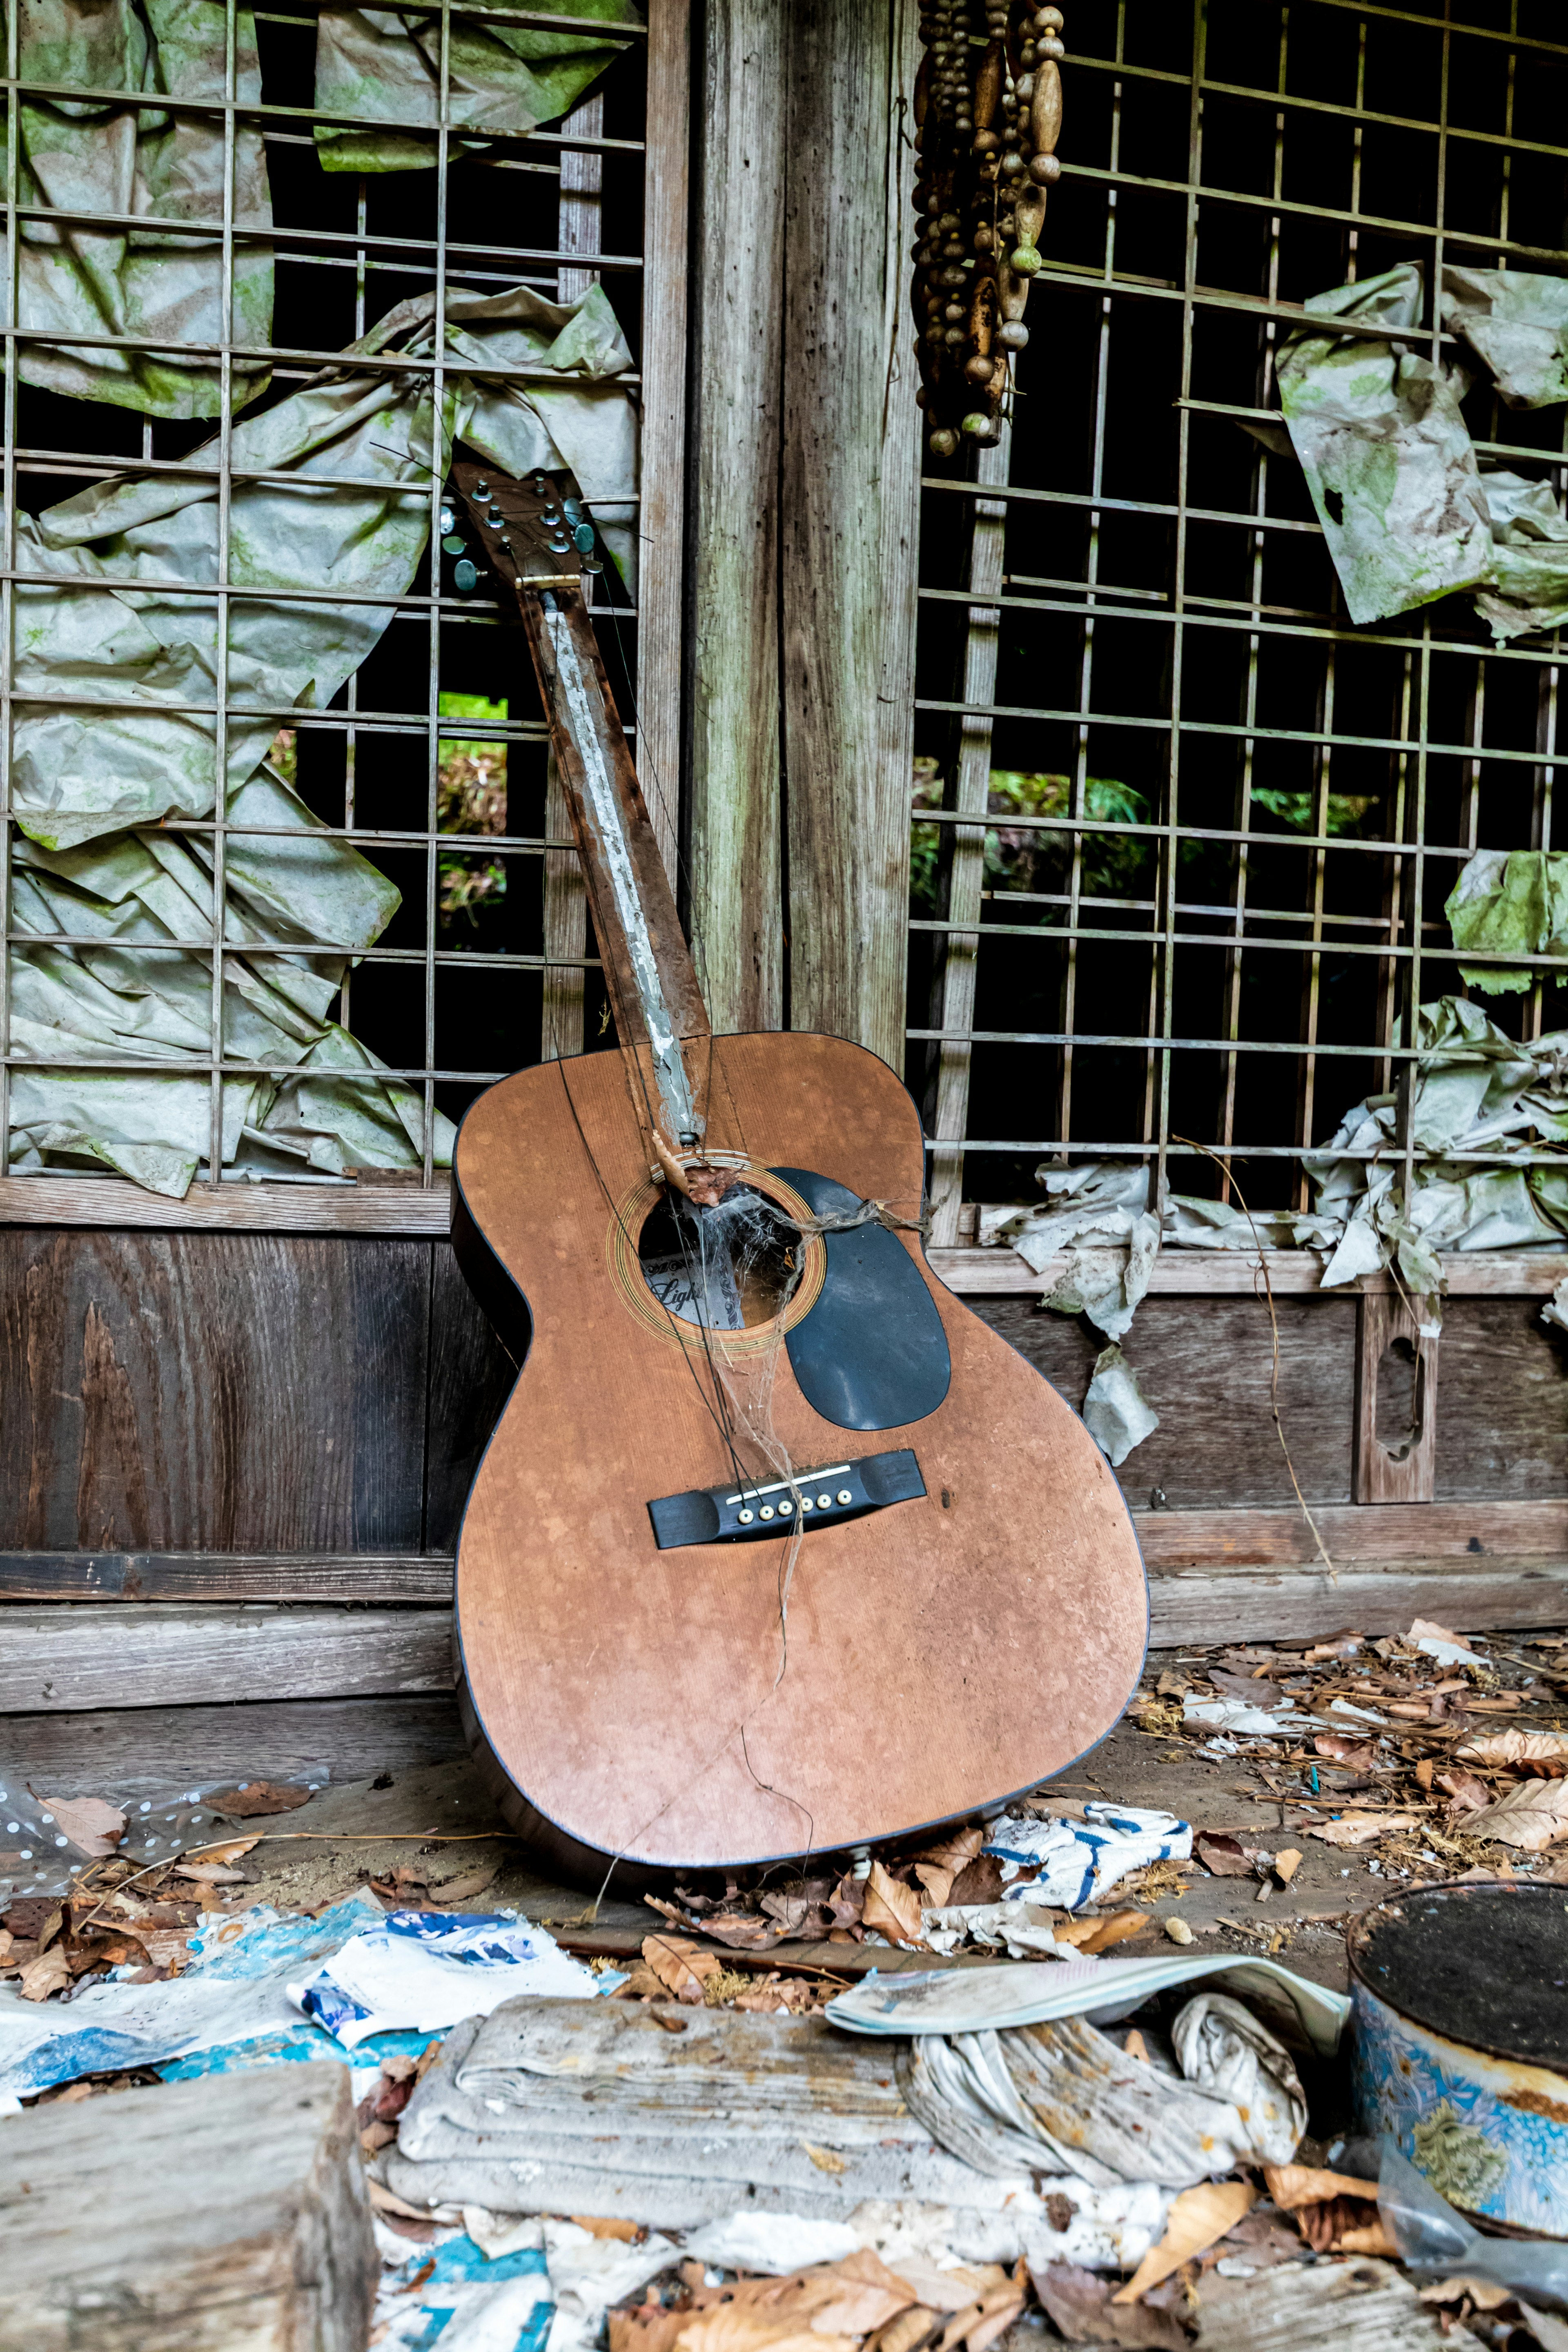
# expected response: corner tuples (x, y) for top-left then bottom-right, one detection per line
(454, 558), (486, 593)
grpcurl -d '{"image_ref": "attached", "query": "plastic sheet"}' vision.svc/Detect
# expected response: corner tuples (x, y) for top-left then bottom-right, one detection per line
(287, 1911), (606, 2045)
(1379, 2139), (1568, 2313)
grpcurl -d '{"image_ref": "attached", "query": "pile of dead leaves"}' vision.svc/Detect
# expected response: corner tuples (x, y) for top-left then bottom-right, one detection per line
(364, 1860), (501, 1910)
(0, 1829), (265, 2001)
(1130, 1620), (1568, 1880)
(642, 1829), (1002, 1955)
(611, 1934), (840, 2013)
(610, 2246), (1027, 2352)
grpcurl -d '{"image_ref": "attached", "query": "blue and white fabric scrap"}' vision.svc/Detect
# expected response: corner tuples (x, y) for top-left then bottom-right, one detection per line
(288, 1911), (607, 2049)
(982, 1805), (1192, 1912)
(373, 2224), (554, 2352)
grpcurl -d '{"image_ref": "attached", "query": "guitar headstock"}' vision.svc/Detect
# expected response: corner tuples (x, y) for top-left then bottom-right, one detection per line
(448, 459), (604, 598)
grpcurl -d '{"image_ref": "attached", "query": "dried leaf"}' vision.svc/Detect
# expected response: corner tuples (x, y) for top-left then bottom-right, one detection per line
(569, 2216), (643, 2240)
(1335, 2222), (1401, 2257)
(1263, 2163), (1379, 2211)
(800, 2140), (847, 2175)
(1077, 1910), (1148, 1955)
(1314, 1735), (1377, 1768)
(1457, 1728), (1568, 1777)
(430, 1866), (499, 1906)
(172, 1862), (250, 1884)
(1310, 1812), (1422, 1847)
(1111, 2181), (1256, 2304)
(1029, 2262), (1189, 2350)
(206, 1781), (313, 1816)
(861, 1862), (927, 1949)
(118, 1924), (198, 1972)
(1415, 1759), (1436, 1792)
(917, 1827), (984, 1874)
(1470, 1779), (1568, 1852)
(189, 1835), (263, 1866)
(642, 1933), (722, 2002)
(868, 2312), (941, 2352)
(1273, 1848), (1302, 1886)
(913, 1864), (956, 1909)
(1437, 1770), (1491, 1817)
(1292, 2196), (1379, 2253)
(1195, 1833), (1256, 1877)
(676, 2312), (855, 2352)
(34, 1795), (124, 1858)
(17, 1945), (71, 2001)
(1209, 1669), (1287, 1710)
(945, 1855), (1004, 1908)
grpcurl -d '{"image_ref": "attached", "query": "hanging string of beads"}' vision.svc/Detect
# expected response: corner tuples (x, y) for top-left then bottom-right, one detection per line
(911, 2), (1065, 456)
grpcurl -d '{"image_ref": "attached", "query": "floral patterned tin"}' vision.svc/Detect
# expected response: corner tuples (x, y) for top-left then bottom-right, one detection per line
(1349, 1882), (1568, 2238)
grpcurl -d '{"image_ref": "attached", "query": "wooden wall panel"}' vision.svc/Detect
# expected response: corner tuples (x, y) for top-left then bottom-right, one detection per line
(423, 1241), (519, 1554)
(0, 1232), (433, 1553)
(976, 1295), (1361, 1510)
(0, 1696), (466, 1791)
(1430, 1299), (1568, 1501)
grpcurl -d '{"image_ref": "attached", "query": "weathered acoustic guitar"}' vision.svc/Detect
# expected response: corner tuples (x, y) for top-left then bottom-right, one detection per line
(448, 462), (1147, 1886)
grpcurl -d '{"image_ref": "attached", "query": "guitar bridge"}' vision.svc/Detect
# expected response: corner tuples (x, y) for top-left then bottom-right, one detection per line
(647, 1450), (926, 1550)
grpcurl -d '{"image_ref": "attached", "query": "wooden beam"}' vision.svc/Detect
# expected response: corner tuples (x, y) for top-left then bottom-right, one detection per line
(0, 1173), (452, 1235)
(0, 1694), (467, 1784)
(686, 0), (786, 1032)
(1135, 1498), (1568, 1566)
(1354, 1290), (1438, 1504)
(931, 1244), (1568, 1297)
(638, 0), (691, 883)
(1147, 1559), (1568, 1647)
(0, 1606), (455, 1713)
(780, 0), (922, 1068)
(0, 2065), (375, 2352)
(0, 1552), (455, 1603)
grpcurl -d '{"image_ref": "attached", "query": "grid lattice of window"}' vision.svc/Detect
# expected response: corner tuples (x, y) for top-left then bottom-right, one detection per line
(0, 0), (668, 1199)
(910, 0), (1568, 1241)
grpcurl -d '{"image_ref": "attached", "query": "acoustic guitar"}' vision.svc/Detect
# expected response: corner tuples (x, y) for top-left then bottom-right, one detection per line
(447, 461), (1147, 1888)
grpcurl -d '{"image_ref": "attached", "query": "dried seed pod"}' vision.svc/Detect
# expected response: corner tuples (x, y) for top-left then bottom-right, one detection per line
(974, 38), (1003, 127)
(1031, 57), (1062, 151)
(1015, 183), (1047, 247)
(997, 317), (1029, 349)
(930, 428), (959, 457)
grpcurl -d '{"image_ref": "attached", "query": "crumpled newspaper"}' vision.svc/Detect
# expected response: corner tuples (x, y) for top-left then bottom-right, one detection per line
(313, 0), (641, 174)
(8, 280), (637, 1195)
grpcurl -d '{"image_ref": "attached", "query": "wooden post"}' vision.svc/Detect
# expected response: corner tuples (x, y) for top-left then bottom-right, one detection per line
(686, 0), (787, 1033)
(639, 0), (690, 882)
(687, 0), (922, 1058)
(779, 0), (921, 1070)
(1354, 1290), (1440, 1505)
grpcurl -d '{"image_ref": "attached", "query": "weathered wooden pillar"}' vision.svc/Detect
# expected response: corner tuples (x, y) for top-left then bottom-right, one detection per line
(687, 0), (787, 1034)
(687, 0), (920, 1065)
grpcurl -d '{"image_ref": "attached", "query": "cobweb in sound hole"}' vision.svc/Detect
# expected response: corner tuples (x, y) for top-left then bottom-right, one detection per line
(637, 1188), (802, 1331)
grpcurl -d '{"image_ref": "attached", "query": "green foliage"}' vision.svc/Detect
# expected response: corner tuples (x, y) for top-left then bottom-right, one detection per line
(911, 762), (1150, 915)
(437, 693), (508, 931)
(1251, 787), (1378, 836)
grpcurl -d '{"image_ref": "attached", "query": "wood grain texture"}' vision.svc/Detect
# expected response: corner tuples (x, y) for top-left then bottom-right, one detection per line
(687, 0), (786, 1032)
(454, 1031), (1148, 1872)
(0, 1231), (432, 1552)
(639, 0), (690, 879)
(0, 1552), (454, 1601)
(976, 1295), (1359, 1508)
(780, 0), (922, 1069)
(0, 1695), (467, 1787)
(0, 1606), (455, 1713)
(1431, 1298), (1568, 1499)
(1354, 1290), (1438, 1503)
(0, 2065), (375, 2352)
(0, 1173), (452, 1233)
(933, 1245), (1568, 1296)
(1146, 1561), (1568, 1646)
(1136, 1499), (1568, 1566)
(424, 1238), (519, 1554)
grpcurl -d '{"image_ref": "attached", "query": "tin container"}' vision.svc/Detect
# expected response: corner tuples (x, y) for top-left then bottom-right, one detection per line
(1349, 1881), (1568, 2238)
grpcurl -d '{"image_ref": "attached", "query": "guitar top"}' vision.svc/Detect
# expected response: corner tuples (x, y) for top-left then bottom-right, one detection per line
(446, 463), (1148, 1887)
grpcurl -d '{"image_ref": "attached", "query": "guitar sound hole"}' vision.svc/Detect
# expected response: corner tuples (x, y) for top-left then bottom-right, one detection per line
(636, 1186), (802, 1331)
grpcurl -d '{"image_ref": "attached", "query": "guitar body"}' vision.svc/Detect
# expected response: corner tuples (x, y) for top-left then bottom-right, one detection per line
(452, 1027), (1148, 1886)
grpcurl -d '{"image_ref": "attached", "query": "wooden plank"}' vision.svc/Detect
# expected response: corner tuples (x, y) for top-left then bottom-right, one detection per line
(686, 0), (786, 1032)
(934, 1243), (1568, 1296)
(0, 1694), (467, 1786)
(0, 2065), (375, 2352)
(0, 1172), (452, 1234)
(0, 1607), (455, 1713)
(639, 0), (691, 881)
(0, 1230), (433, 1553)
(0, 1552), (455, 1602)
(1135, 1499), (1568, 1566)
(1431, 1297), (1568, 1499)
(1354, 1290), (1437, 1504)
(423, 1238), (517, 1553)
(780, 0), (922, 1070)
(1147, 1557), (1568, 1647)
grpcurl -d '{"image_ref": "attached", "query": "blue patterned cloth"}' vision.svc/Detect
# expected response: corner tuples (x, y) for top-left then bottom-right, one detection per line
(983, 1805), (1192, 1911)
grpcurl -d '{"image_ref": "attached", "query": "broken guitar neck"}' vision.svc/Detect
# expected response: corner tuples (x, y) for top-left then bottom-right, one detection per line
(450, 461), (710, 1160)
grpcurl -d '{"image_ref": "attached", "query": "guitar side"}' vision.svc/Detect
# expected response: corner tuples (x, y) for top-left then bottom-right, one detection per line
(451, 1029), (1148, 1885)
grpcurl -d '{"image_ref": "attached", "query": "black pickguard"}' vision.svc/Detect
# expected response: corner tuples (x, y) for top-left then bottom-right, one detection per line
(771, 1167), (951, 1430)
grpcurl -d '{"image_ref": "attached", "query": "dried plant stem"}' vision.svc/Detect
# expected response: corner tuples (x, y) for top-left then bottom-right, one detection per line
(1173, 1138), (1337, 1584)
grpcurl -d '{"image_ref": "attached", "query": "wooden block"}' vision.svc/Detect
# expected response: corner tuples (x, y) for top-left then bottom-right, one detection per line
(0, 1606), (455, 1713)
(0, 2061), (375, 2352)
(1354, 1291), (1439, 1504)
(0, 1695), (467, 1787)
